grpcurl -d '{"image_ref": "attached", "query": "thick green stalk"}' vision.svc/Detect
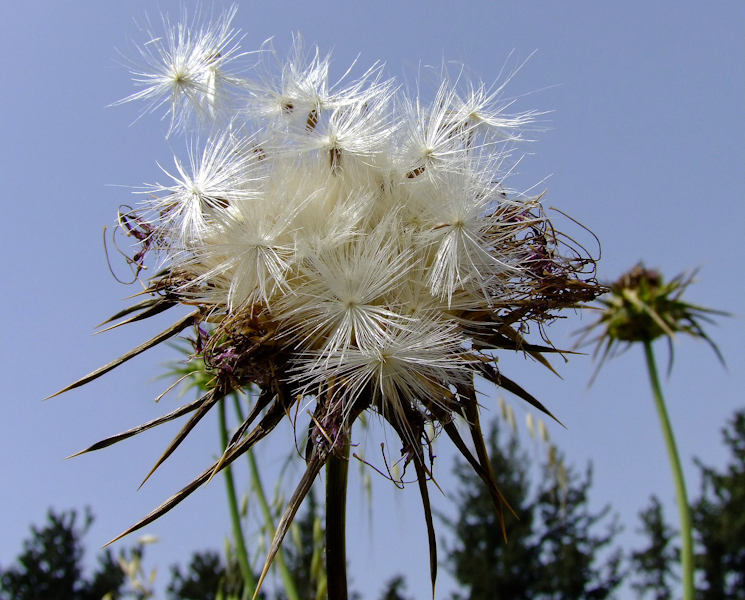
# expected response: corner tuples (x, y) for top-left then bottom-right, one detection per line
(218, 399), (257, 600)
(326, 439), (350, 600)
(643, 341), (695, 600)
(232, 396), (301, 600)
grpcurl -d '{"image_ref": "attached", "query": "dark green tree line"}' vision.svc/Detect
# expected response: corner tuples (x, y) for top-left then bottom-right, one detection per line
(0, 508), (125, 600)
(4, 410), (743, 600)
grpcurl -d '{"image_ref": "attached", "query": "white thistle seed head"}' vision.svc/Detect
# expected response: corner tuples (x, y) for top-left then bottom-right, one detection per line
(61, 9), (604, 585)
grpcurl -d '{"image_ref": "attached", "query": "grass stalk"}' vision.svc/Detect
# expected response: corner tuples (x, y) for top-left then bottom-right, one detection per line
(218, 398), (257, 600)
(232, 395), (301, 600)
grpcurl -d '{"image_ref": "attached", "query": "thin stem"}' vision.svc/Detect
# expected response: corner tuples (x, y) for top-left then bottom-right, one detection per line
(326, 438), (350, 600)
(218, 398), (257, 600)
(233, 395), (301, 600)
(643, 340), (695, 600)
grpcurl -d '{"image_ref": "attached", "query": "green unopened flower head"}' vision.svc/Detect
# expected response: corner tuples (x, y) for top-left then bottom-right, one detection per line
(583, 263), (727, 378)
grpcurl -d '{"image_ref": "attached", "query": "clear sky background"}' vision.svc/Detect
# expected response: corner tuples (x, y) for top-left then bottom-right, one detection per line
(2, 1), (743, 598)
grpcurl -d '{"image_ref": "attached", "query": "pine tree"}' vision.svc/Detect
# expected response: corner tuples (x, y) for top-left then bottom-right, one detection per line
(693, 410), (745, 600)
(0, 508), (125, 600)
(167, 550), (246, 600)
(630, 497), (678, 600)
(443, 419), (623, 600)
(630, 409), (745, 600)
(378, 575), (414, 600)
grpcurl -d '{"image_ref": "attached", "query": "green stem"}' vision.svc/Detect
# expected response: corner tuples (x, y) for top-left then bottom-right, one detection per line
(232, 395), (301, 600)
(644, 340), (695, 600)
(218, 398), (257, 600)
(326, 439), (350, 600)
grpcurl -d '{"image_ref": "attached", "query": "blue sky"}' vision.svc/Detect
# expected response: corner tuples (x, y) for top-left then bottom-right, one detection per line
(2, 1), (743, 598)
